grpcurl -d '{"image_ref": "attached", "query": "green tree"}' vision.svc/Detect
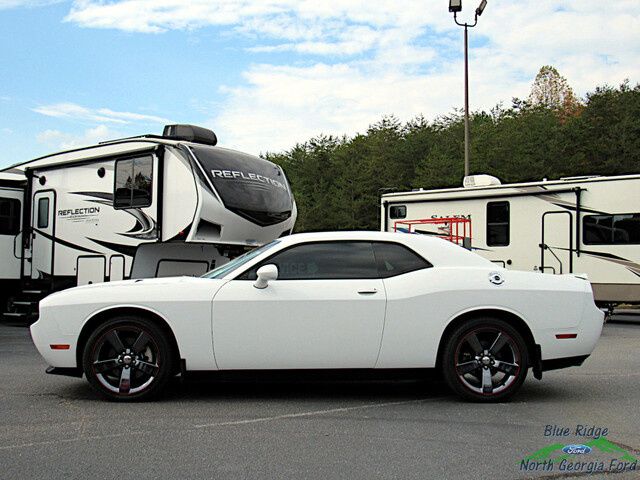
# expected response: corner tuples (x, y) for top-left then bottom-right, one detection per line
(267, 80), (640, 233)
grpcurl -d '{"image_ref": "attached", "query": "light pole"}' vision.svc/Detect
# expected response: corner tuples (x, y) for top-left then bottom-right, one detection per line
(449, 0), (487, 177)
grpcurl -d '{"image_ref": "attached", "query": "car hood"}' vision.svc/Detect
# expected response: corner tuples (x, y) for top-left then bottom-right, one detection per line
(78, 276), (208, 289)
(40, 276), (225, 306)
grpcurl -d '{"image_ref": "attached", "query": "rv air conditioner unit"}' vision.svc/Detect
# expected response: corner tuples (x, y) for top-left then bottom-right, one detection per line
(163, 124), (217, 146)
(463, 174), (502, 188)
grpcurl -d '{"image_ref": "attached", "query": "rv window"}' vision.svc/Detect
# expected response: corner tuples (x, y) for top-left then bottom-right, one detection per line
(37, 197), (49, 229)
(583, 213), (640, 245)
(114, 156), (153, 209)
(389, 205), (407, 219)
(0, 198), (21, 235)
(487, 201), (510, 246)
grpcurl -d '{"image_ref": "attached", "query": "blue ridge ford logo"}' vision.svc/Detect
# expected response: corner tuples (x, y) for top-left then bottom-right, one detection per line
(562, 444), (592, 455)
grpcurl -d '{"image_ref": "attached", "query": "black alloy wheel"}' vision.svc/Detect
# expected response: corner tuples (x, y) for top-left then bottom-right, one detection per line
(82, 316), (174, 401)
(442, 317), (529, 402)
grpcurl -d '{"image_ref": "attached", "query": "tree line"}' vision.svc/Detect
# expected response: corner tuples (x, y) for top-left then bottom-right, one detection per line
(266, 68), (640, 232)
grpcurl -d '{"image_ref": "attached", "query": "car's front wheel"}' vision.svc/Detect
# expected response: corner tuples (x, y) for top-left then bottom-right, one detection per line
(442, 317), (529, 402)
(82, 316), (174, 401)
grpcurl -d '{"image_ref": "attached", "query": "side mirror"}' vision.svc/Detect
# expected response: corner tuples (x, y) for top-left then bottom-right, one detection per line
(254, 264), (278, 289)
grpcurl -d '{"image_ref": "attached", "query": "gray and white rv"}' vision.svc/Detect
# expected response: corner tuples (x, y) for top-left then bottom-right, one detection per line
(0, 125), (297, 322)
(381, 174), (640, 306)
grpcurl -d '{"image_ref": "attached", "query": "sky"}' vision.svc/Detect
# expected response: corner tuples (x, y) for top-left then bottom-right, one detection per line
(0, 1), (639, 167)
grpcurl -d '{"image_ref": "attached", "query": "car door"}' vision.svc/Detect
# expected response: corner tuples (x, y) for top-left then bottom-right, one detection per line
(212, 241), (386, 370)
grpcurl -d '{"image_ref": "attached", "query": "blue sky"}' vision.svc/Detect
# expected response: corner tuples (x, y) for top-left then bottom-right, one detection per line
(1, 1), (639, 168)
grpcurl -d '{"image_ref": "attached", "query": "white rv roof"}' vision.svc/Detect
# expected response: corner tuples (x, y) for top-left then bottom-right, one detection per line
(0, 171), (26, 182)
(382, 173), (640, 199)
(0, 137), (183, 173)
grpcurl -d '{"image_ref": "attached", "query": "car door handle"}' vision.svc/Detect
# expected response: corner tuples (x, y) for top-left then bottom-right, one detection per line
(357, 288), (378, 295)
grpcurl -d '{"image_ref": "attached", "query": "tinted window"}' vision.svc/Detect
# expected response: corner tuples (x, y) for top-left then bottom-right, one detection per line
(203, 240), (280, 279)
(37, 197), (49, 229)
(487, 201), (509, 246)
(389, 205), (406, 219)
(114, 156), (153, 208)
(0, 198), (21, 235)
(373, 242), (431, 277)
(584, 213), (640, 245)
(241, 241), (378, 280)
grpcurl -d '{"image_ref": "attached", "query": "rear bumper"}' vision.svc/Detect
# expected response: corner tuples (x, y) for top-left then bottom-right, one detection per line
(541, 354), (589, 372)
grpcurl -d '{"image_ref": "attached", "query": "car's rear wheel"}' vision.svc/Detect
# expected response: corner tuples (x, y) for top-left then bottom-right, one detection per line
(442, 317), (529, 402)
(82, 316), (173, 401)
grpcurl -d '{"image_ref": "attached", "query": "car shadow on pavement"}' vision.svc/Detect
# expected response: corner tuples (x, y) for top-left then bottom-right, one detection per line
(51, 370), (584, 405)
(168, 378), (448, 403)
(53, 370), (456, 403)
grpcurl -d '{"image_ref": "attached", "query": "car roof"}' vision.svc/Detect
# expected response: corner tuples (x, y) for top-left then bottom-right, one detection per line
(276, 231), (491, 267)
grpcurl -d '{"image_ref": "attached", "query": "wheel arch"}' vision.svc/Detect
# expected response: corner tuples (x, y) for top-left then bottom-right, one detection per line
(435, 307), (538, 371)
(76, 305), (182, 373)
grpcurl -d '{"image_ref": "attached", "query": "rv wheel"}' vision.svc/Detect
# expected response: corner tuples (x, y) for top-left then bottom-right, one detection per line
(82, 316), (174, 401)
(442, 317), (529, 402)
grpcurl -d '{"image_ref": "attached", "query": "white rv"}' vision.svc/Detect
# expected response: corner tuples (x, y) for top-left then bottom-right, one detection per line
(381, 174), (640, 306)
(0, 125), (296, 321)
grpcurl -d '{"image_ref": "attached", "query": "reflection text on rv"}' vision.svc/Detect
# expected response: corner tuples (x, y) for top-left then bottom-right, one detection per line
(211, 169), (287, 190)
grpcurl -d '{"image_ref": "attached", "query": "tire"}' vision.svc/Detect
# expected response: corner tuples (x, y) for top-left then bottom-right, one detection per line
(82, 316), (174, 401)
(441, 317), (529, 402)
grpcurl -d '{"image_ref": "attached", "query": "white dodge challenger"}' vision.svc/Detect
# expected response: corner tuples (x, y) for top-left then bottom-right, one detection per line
(30, 231), (604, 402)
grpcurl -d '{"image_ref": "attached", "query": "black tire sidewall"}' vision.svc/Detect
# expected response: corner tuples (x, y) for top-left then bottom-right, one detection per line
(82, 316), (174, 401)
(442, 317), (529, 402)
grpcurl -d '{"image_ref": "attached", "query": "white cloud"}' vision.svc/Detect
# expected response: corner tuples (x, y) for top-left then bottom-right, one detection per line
(62, 1), (640, 155)
(65, 0), (433, 55)
(36, 125), (118, 150)
(212, 62), (460, 154)
(32, 102), (172, 125)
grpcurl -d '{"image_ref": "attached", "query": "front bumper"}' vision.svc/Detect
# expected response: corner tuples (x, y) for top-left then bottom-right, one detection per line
(30, 318), (78, 369)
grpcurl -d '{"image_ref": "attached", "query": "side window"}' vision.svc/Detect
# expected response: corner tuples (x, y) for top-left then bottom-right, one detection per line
(389, 205), (407, 219)
(114, 156), (153, 209)
(0, 198), (21, 235)
(37, 197), (49, 229)
(584, 213), (640, 245)
(241, 241), (378, 280)
(487, 201), (509, 246)
(372, 242), (432, 278)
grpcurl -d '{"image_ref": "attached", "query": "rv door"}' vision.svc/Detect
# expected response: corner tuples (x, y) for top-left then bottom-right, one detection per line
(31, 191), (56, 280)
(541, 211), (573, 274)
(0, 190), (23, 280)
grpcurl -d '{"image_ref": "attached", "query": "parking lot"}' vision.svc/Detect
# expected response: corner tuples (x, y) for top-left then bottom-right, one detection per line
(1, 320), (639, 480)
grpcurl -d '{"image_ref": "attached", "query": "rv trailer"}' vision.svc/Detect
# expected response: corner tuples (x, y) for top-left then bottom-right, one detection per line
(381, 174), (640, 306)
(0, 124), (297, 322)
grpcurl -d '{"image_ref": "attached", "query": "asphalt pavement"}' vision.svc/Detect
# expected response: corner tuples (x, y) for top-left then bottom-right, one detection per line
(0, 322), (639, 480)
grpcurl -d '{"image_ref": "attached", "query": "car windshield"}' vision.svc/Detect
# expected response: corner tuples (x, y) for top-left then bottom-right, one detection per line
(202, 240), (280, 279)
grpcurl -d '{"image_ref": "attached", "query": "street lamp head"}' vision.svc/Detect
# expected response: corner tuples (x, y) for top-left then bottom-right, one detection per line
(476, 0), (487, 16)
(449, 0), (462, 13)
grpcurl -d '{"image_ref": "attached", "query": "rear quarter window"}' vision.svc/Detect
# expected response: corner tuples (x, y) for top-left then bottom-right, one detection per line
(372, 242), (432, 278)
